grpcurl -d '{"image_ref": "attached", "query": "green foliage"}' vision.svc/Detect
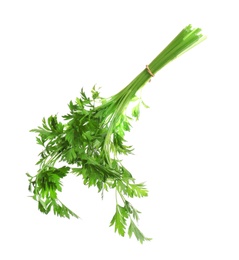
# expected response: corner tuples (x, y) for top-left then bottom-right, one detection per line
(28, 86), (150, 241)
(110, 204), (128, 236)
(128, 220), (152, 244)
(27, 24), (205, 243)
(110, 199), (152, 243)
(27, 166), (79, 218)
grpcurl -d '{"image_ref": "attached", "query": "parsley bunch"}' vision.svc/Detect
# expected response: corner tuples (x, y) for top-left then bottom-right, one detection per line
(27, 25), (205, 243)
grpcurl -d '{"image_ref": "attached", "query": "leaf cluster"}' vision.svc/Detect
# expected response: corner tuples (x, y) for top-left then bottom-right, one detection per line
(110, 190), (152, 243)
(27, 86), (150, 242)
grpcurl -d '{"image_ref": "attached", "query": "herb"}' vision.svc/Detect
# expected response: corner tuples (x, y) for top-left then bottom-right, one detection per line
(27, 25), (205, 243)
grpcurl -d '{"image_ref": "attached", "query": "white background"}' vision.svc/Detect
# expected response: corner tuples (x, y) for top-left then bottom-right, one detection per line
(1, 0), (239, 259)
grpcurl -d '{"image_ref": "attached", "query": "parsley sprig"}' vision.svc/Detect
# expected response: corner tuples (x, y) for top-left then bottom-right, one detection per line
(27, 25), (205, 243)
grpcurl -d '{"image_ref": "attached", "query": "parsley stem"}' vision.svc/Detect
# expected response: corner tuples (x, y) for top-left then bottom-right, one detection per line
(98, 24), (205, 160)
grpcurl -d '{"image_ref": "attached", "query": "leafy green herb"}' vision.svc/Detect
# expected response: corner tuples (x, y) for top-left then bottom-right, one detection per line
(27, 25), (205, 243)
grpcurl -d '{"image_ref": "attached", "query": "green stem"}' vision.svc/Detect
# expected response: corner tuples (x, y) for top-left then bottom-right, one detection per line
(99, 24), (205, 160)
(113, 25), (205, 103)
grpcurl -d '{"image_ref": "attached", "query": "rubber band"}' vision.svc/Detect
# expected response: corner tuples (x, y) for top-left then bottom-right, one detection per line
(146, 65), (154, 77)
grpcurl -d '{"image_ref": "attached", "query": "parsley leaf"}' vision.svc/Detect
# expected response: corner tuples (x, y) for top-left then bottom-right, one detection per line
(128, 220), (152, 244)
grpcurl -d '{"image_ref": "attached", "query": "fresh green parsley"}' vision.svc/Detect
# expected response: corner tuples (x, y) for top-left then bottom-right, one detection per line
(27, 25), (205, 243)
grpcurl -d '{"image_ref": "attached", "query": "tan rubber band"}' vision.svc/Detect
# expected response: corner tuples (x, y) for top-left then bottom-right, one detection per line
(146, 65), (154, 77)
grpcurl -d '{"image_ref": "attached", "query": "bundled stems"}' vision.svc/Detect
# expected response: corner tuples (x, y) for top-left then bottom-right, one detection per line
(96, 24), (205, 160)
